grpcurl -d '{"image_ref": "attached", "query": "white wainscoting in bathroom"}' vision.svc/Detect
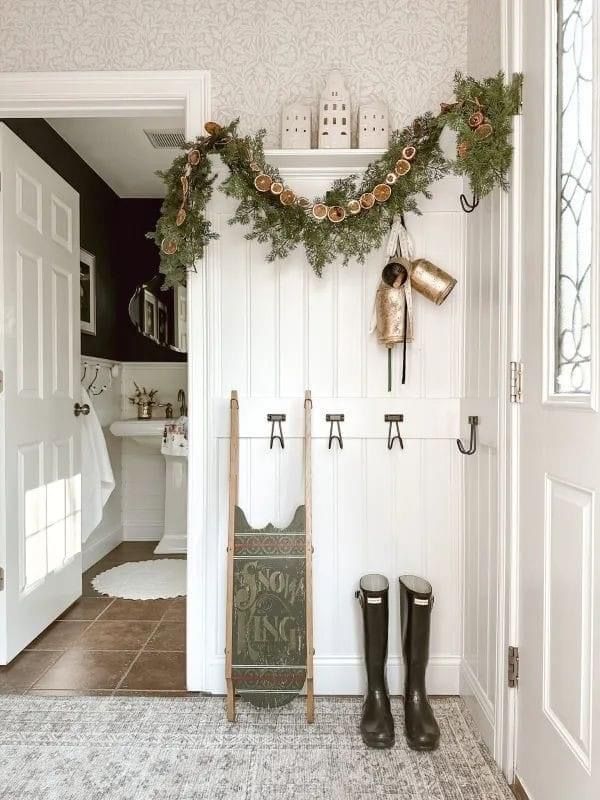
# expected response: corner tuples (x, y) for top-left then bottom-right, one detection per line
(120, 362), (187, 542)
(81, 357), (123, 570)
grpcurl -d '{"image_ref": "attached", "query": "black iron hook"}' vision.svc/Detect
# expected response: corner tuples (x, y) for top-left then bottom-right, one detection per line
(460, 193), (480, 213)
(326, 414), (344, 449)
(267, 413), (286, 449)
(457, 415), (478, 455)
(385, 414), (404, 450)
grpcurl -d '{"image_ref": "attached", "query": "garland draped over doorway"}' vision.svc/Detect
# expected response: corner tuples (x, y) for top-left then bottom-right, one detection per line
(149, 72), (522, 286)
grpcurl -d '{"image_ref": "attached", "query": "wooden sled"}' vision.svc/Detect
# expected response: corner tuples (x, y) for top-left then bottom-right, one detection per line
(225, 390), (314, 723)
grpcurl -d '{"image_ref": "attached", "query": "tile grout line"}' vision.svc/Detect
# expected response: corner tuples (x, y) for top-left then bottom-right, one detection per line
(114, 618), (164, 691)
(27, 603), (120, 691)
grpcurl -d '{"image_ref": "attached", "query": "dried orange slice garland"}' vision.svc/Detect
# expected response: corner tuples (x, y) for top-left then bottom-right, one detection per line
(249, 145), (415, 223)
(150, 72), (522, 285)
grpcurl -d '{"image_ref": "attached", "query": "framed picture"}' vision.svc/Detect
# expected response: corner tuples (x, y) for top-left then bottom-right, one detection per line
(143, 290), (158, 341)
(157, 300), (168, 345)
(80, 249), (96, 335)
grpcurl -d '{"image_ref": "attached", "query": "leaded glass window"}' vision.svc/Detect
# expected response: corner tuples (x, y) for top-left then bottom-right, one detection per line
(555, 0), (593, 394)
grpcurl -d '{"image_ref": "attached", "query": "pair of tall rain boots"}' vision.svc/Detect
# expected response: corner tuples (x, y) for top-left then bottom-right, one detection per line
(357, 574), (440, 751)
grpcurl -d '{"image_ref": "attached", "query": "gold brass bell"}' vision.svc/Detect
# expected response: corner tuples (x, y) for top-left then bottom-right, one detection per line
(410, 258), (457, 305)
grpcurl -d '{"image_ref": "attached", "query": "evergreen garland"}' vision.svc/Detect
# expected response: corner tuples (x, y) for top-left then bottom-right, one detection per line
(148, 72), (522, 286)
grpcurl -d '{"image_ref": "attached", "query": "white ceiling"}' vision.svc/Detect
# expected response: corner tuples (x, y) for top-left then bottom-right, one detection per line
(48, 115), (185, 198)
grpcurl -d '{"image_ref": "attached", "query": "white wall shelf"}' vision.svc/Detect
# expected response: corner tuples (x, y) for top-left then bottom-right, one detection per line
(263, 148), (386, 172)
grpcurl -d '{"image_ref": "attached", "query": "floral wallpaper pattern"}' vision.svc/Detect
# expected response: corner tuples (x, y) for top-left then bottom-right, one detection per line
(0, 0), (466, 146)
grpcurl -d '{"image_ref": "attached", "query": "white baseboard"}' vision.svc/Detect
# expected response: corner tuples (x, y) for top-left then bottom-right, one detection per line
(122, 523), (163, 541)
(460, 660), (495, 751)
(82, 526), (122, 571)
(199, 655), (461, 696)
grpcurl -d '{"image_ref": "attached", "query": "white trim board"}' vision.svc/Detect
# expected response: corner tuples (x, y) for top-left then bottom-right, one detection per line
(0, 70), (210, 692)
(82, 525), (123, 572)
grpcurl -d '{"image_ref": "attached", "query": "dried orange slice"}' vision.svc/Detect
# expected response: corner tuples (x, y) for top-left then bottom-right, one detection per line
(474, 122), (493, 140)
(161, 238), (178, 255)
(360, 192), (375, 209)
(204, 121), (222, 136)
(469, 111), (484, 129)
(402, 145), (416, 161)
(394, 159), (411, 176)
(254, 174), (272, 192)
(312, 203), (328, 220)
(280, 189), (296, 206)
(373, 184), (392, 203)
(328, 206), (346, 223)
(385, 172), (397, 185)
(187, 149), (202, 166)
(347, 199), (361, 215)
(270, 181), (284, 195)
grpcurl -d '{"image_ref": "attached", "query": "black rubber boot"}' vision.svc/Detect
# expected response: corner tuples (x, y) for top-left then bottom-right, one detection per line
(399, 575), (440, 751)
(357, 574), (395, 749)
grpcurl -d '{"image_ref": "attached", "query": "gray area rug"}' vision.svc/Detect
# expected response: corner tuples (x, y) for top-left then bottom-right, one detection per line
(0, 695), (512, 800)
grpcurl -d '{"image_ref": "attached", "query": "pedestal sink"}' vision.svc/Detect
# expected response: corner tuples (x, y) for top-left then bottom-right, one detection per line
(109, 419), (187, 554)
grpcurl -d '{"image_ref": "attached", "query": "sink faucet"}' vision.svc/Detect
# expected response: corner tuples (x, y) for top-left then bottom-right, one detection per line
(177, 389), (187, 417)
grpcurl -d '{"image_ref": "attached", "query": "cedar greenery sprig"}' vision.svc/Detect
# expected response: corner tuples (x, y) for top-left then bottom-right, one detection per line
(148, 72), (522, 286)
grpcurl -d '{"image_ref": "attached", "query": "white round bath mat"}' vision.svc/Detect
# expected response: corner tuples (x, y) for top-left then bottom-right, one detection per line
(92, 559), (187, 600)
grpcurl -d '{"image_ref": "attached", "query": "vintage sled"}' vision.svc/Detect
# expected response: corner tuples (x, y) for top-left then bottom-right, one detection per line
(225, 390), (314, 723)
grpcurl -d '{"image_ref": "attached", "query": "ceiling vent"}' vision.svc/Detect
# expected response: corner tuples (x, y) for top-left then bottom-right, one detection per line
(143, 128), (186, 149)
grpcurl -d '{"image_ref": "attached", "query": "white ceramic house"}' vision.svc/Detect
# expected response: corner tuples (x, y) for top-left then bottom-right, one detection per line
(358, 97), (389, 148)
(318, 70), (351, 148)
(281, 101), (312, 148)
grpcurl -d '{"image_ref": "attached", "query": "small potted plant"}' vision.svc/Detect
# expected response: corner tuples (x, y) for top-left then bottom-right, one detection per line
(129, 382), (159, 419)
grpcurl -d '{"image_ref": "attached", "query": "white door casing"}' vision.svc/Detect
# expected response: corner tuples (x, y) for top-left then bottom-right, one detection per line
(517, 1), (600, 797)
(0, 122), (81, 662)
(0, 69), (211, 684)
(192, 157), (465, 695)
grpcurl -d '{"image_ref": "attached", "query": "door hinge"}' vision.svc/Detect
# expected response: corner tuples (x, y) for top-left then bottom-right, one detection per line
(0, 567), (4, 591)
(510, 361), (523, 403)
(508, 645), (519, 688)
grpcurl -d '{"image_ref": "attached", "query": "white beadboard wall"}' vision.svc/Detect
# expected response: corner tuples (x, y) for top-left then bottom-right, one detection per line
(81, 359), (187, 562)
(198, 162), (466, 696)
(461, 190), (502, 750)
(460, 0), (504, 753)
(120, 362), (187, 542)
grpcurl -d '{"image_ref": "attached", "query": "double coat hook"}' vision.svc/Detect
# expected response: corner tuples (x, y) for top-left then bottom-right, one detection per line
(267, 413), (286, 449)
(460, 192), (480, 213)
(457, 415), (478, 455)
(326, 414), (344, 449)
(385, 414), (404, 450)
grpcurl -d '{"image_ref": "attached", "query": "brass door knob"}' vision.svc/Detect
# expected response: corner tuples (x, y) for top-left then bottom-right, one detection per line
(74, 403), (90, 417)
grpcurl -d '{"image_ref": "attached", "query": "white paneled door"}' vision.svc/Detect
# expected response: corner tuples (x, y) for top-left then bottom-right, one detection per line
(0, 123), (82, 663)
(517, 1), (599, 797)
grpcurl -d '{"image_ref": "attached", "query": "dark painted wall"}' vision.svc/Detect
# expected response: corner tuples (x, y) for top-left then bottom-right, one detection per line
(117, 199), (186, 363)
(2, 119), (186, 363)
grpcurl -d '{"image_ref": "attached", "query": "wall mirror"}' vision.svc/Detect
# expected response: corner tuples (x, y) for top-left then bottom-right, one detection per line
(128, 273), (187, 353)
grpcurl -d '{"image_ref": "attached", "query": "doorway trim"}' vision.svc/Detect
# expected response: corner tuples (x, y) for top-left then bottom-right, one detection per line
(499, 0), (523, 783)
(0, 69), (210, 689)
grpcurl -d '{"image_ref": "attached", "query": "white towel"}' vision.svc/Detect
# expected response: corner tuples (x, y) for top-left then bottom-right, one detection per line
(81, 388), (115, 542)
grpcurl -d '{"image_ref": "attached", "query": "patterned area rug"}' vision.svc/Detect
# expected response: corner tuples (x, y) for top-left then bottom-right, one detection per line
(91, 559), (187, 599)
(0, 696), (513, 800)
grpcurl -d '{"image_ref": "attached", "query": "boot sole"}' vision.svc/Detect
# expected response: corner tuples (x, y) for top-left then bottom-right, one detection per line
(407, 741), (439, 752)
(361, 736), (395, 749)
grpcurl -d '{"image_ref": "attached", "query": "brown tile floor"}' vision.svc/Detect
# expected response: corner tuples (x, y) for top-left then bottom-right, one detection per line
(0, 542), (194, 696)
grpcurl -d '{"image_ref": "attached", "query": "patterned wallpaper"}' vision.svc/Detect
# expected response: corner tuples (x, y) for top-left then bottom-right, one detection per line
(0, 0), (467, 146)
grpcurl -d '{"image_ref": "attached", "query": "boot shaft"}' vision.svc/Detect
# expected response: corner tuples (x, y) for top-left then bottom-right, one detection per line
(358, 574), (389, 691)
(399, 575), (433, 691)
